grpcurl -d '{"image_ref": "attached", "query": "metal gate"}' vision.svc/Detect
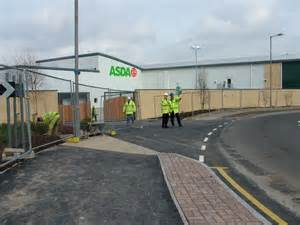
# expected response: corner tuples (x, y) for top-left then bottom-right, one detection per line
(103, 91), (134, 122)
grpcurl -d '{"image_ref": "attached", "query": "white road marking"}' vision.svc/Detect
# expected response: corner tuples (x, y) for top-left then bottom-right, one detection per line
(199, 155), (205, 162)
(213, 128), (217, 131)
(218, 125), (223, 128)
(203, 137), (208, 143)
(201, 145), (206, 151)
(208, 132), (213, 136)
(224, 122), (228, 125)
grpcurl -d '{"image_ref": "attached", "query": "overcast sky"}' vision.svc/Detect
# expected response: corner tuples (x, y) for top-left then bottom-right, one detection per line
(1, 0), (300, 65)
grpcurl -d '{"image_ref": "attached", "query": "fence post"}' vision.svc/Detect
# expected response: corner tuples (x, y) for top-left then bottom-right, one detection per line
(13, 76), (18, 147)
(5, 73), (12, 147)
(258, 90), (260, 107)
(24, 71), (33, 153)
(221, 89), (224, 109)
(19, 74), (25, 149)
(239, 89), (242, 109)
(191, 92), (194, 117)
(208, 90), (211, 112)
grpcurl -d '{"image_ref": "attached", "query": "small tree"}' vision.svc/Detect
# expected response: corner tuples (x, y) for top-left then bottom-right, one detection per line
(14, 52), (44, 121)
(284, 92), (293, 107)
(196, 69), (209, 109)
(261, 90), (270, 107)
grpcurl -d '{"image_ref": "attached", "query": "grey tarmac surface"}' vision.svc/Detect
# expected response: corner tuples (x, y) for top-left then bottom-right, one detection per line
(0, 146), (182, 225)
(116, 115), (300, 224)
(221, 111), (300, 189)
(220, 111), (300, 220)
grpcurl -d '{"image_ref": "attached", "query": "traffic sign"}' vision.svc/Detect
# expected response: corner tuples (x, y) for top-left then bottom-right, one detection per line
(0, 81), (15, 97)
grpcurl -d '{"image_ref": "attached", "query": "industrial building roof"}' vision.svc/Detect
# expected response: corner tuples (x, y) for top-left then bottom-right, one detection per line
(37, 52), (300, 71)
(36, 52), (142, 70)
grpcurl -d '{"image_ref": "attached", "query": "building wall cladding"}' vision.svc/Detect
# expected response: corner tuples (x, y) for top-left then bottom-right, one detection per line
(264, 63), (282, 89)
(38, 54), (143, 108)
(37, 54), (297, 95)
(282, 61), (300, 89)
(35, 54), (300, 121)
(142, 64), (265, 89)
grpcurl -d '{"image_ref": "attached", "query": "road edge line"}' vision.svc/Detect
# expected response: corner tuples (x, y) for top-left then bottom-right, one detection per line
(216, 167), (288, 225)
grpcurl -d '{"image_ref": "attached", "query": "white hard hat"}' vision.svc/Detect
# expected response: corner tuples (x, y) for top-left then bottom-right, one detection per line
(127, 96), (131, 100)
(164, 93), (169, 96)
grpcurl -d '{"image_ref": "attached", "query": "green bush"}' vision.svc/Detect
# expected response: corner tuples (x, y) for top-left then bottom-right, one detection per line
(31, 122), (49, 135)
(0, 125), (7, 161)
(43, 112), (60, 136)
(0, 124), (7, 145)
(80, 117), (91, 131)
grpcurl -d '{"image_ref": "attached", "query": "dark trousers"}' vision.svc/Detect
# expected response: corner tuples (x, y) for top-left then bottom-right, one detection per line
(162, 113), (169, 128)
(126, 114), (134, 125)
(170, 111), (182, 127)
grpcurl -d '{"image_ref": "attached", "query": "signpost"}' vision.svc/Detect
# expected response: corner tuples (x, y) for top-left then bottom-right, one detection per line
(0, 81), (15, 98)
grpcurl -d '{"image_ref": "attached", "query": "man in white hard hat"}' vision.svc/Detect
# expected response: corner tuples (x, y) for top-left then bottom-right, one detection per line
(161, 93), (171, 128)
(123, 96), (136, 126)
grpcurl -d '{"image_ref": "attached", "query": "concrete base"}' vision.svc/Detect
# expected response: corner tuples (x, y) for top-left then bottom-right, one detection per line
(20, 151), (35, 159)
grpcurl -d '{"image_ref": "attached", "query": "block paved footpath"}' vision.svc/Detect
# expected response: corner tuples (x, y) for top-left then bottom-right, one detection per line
(158, 153), (270, 225)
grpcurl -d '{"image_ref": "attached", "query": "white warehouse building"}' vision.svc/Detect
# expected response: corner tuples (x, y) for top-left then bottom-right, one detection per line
(36, 52), (300, 107)
(37, 52), (272, 92)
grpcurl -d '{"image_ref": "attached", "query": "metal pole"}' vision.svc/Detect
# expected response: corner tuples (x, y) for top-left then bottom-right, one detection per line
(269, 36), (272, 107)
(24, 72), (33, 153)
(19, 73), (25, 149)
(192, 49), (198, 117)
(74, 0), (80, 137)
(13, 76), (18, 147)
(195, 49), (198, 87)
(5, 73), (12, 147)
(70, 80), (75, 134)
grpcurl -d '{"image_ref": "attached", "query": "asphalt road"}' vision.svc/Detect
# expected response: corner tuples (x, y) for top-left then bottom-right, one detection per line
(116, 119), (231, 165)
(220, 111), (300, 220)
(221, 111), (300, 189)
(0, 146), (182, 225)
(116, 114), (300, 224)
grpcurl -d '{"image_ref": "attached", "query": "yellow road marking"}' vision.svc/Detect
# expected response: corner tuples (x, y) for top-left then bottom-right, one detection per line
(210, 166), (228, 169)
(215, 167), (288, 225)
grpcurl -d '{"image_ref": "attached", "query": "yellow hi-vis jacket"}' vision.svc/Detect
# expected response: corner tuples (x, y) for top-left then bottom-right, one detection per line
(123, 100), (136, 115)
(161, 98), (171, 114)
(170, 96), (181, 113)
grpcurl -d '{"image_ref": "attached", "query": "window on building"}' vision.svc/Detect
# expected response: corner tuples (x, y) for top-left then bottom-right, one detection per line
(227, 78), (232, 88)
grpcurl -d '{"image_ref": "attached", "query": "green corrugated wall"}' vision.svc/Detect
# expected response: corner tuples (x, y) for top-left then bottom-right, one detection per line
(282, 61), (300, 89)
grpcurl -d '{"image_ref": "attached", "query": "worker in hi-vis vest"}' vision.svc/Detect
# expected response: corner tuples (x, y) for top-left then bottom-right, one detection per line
(161, 93), (171, 128)
(169, 92), (182, 127)
(123, 96), (136, 125)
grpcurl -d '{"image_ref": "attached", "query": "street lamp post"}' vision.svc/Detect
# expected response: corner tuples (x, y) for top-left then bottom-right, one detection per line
(191, 45), (200, 117)
(191, 45), (201, 88)
(269, 33), (283, 107)
(74, 0), (80, 137)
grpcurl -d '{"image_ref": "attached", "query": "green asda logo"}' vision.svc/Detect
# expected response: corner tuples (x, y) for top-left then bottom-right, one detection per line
(109, 66), (138, 78)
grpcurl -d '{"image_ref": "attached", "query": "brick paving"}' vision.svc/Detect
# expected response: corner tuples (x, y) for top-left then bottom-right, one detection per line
(159, 153), (268, 225)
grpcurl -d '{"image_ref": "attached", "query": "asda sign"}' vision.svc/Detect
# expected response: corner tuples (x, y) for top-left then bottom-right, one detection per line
(109, 66), (138, 78)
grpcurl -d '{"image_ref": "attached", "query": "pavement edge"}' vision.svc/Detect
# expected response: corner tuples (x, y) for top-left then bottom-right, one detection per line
(174, 153), (272, 225)
(158, 153), (189, 225)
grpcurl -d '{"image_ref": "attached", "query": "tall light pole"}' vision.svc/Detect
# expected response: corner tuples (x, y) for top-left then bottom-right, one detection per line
(191, 45), (201, 88)
(269, 33), (283, 107)
(74, 0), (80, 137)
(191, 45), (200, 117)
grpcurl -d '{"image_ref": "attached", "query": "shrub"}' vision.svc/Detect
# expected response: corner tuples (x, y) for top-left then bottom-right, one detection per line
(43, 112), (60, 136)
(0, 125), (6, 161)
(31, 122), (49, 135)
(80, 117), (91, 131)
